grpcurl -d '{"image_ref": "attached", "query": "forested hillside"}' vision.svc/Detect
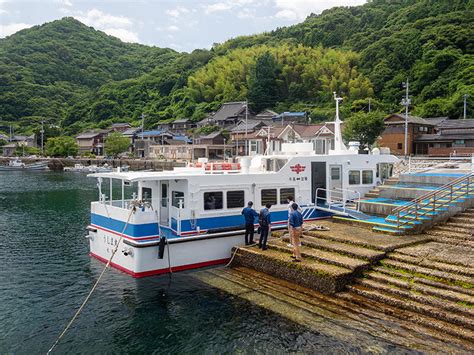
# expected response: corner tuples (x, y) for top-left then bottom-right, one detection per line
(0, 18), (180, 131)
(0, 0), (473, 136)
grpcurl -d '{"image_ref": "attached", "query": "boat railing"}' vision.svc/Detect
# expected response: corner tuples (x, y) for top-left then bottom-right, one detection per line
(188, 162), (242, 174)
(315, 187), (361, 213)
(392, 172), (474, 228)
(97, 198), (157, 211)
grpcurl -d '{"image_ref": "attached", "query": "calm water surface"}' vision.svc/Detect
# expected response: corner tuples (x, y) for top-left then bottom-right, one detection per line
(1, 171), (408, 354)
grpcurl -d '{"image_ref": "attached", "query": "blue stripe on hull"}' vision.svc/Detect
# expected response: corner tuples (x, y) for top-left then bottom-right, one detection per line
(91, 213), (159, 238)
(91, 208), (332, 238)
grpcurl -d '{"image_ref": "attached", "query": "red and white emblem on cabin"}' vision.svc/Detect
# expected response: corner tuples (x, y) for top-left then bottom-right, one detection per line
(290, 164), (306, 174)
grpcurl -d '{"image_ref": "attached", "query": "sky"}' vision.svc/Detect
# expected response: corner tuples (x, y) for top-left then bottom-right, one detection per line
(0, 0), (367, 52)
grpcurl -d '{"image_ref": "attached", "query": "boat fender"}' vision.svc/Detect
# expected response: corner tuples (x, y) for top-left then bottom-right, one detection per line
(158, 236), (166, 259)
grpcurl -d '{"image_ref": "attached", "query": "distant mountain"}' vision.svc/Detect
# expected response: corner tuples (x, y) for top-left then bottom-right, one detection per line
(0, 0), (473, 136)
(0, 18), (179, 126)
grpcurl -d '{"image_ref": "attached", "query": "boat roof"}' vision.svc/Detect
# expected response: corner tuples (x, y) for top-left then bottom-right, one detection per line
(88, 169), (245, 182)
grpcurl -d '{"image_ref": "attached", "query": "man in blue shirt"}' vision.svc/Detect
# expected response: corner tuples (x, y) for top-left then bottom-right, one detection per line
(241, 201), (259, 245)
(258, 203), (272, 250)
(289, 202), (303, 262)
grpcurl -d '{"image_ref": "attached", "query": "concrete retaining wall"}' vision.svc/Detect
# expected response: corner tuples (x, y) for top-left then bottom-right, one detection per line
(0, 157), (185, 171)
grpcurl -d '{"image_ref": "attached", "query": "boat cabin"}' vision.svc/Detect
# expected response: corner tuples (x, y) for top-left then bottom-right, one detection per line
(89, 143), (397, 244)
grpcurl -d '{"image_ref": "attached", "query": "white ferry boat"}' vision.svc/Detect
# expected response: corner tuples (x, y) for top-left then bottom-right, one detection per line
(86, 96), (398, 277)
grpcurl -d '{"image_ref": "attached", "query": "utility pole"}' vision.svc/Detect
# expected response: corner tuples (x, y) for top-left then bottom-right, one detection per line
(401, 79), (411, 157)
(191, 132), (195, 162)
(140, 113), (146, 140)
(464, 94), (468, 119)
(245, 99), (248, 156)
(223, 138), (226, 161)
(368, 98), (371, 113)
(40, 118), (44, 156)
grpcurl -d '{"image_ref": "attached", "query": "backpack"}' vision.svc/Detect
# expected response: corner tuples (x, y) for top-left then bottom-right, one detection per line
(259, 209), (267, 226)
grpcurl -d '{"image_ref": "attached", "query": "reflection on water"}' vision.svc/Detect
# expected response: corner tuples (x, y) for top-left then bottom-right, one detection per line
(1, 171), (415, 353)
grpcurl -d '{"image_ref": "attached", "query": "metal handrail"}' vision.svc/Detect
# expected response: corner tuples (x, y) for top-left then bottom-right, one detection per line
(393, 172), (474, 228)
(315, 187), (361, 213)
(392, 172), (474, 213)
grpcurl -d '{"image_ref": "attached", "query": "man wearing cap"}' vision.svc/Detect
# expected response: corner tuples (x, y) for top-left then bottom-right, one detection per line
(241, 201), (259, 245)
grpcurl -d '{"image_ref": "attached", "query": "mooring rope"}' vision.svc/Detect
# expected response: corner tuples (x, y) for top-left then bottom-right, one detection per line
(46, 205), (136, 354)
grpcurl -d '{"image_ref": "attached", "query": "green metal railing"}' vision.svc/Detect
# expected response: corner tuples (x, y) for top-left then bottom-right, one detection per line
(392, 172), (474, 229)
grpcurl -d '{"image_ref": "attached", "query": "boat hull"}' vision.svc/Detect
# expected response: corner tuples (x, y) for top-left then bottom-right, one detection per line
(88, 228), (245, 277)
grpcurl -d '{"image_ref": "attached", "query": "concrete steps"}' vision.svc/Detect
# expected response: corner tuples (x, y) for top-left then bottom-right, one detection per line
(267, 239), (370, 272)
(354, 278), (474, 324)
(434, 224), (473, 235)
(382, 177), (400, 186)
(380, 258), (473, 286)
(373, 266), (474, 298)
(449, 215), (474, 224)
(233, 246), (353, 294)
(425, 229), (473, 240)
(388, 251), (474, 277)
(202, 266), (474, 351)
(283, 234), (385, 261)
(368, 270), (474, 303)
(348, 284), (474, 333)
(364, 192), (380, 198)
(337, 291), (474, 344)
(429, 236), (474, 248)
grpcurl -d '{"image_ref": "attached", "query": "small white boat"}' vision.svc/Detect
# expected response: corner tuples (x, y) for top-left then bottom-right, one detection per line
(90, 163), (112, 173)
(64, 163), (87, 172)
(64, 163), (113, 173)
(0, 158), (48, 171)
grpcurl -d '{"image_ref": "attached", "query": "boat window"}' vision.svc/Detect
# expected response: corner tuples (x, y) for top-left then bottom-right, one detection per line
(330, 167), (340, 180)
(204, 191), (223, 210)
(349, 170), (361, 185)
(261, 189), (277, 206)
(274, 159), (287, 171)
(161, 184), (168, 207)
(227, 190), (245, 209)
(142, 187), (152, 203)
(362, 170), (373, 184)
(265, 158), (287, 172)
(279, 188), (295, 204)
(172, 191), (185, 208)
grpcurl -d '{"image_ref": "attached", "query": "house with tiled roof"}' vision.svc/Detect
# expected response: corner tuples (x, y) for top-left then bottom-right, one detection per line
(76, 130), (110, 156)
(239, 123), (335, 156)
(378, 113), (437, 155)
(170, 118), (196, 134)
(414, 119), (474, 156)
(272, 111), (308, 125)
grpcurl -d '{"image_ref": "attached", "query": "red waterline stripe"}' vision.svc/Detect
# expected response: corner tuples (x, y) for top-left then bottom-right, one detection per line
(90, 252), (230, 278)
(91, 224), (160, 241)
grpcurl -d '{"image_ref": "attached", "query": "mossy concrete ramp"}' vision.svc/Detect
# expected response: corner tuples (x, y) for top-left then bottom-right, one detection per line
(232, 221), (429, 294)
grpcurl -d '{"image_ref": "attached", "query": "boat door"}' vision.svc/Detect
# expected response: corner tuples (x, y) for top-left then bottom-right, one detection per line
(160, 181), (169, 226)
(311, 162), (326, 205)
(329, 165), (343, 202)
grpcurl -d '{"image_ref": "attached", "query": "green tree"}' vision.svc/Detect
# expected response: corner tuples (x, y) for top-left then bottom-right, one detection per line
(45, 136), (78, 157)
(14, 145), (41, 156)
(343, 111), (386, 149)
(105, 132), (130, 157)
(248, 51), (279, 112)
